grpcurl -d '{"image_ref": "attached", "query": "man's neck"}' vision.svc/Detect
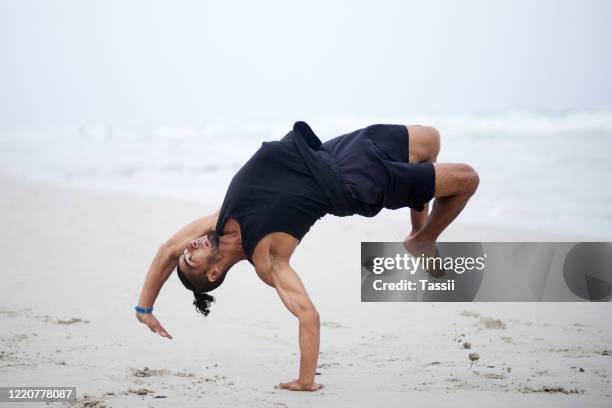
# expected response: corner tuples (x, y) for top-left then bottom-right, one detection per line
(217, 232), (246, 270)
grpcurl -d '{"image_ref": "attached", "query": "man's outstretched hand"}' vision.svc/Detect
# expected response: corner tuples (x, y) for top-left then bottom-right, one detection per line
(136, 312), (173, 339)
(276, 379), (324, 392)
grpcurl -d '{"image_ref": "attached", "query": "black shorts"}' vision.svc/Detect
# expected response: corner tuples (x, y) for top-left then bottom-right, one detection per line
(322, 124), (436, 216)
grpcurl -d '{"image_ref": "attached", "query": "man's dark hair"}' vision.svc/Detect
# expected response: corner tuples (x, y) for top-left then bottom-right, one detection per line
(176, 263), (228, 316)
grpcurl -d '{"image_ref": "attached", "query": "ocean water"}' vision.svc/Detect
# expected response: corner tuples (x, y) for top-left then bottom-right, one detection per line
(1, 111), (611, 238)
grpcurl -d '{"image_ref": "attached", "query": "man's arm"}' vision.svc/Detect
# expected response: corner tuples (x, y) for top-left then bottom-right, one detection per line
(270, 260), (323, 391)
(135, 209), (219, 338)
(162, 208), (220, 258)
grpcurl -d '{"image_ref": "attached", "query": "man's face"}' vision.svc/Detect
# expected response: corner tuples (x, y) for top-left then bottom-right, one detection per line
(178, 231), (221, 283)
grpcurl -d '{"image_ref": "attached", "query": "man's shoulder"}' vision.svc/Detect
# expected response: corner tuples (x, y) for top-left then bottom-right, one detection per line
(251, 232), (299, 272)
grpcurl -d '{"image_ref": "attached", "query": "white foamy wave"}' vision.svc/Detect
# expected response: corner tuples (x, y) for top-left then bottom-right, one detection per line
(0, 110), (611, 238)
(296, 110), (612, 140)
(434, 111), (612, 137)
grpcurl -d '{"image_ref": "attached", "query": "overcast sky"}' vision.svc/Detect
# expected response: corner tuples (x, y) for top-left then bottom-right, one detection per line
(1, 0), (611, 127)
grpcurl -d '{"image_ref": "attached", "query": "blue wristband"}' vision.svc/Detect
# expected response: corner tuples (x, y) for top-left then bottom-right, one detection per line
(135, 305), (153, 313)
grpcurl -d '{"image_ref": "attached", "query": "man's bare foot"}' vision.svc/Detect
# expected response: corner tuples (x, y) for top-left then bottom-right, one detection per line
(403, 236), (446, 278)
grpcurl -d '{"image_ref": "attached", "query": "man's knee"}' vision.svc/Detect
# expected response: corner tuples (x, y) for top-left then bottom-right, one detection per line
(426, 126), (441, 161)
(455, 163), (479, 195)
(408, 125), (441, 163)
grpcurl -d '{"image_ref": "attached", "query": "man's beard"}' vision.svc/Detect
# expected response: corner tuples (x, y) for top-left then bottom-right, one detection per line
(206, 230), (220, 249)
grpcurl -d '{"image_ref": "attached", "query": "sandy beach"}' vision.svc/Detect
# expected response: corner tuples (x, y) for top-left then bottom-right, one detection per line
(0, 174), (610, 407)
(2, 0), (611, 406)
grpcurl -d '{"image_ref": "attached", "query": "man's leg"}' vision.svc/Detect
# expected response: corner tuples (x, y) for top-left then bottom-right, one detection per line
(404, 163), (479, 272)
(413, 163), (479, 241)
(405, 125), (440, 236)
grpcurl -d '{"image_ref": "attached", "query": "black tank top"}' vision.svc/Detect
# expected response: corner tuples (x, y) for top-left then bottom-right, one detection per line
(215, 128), (333, 264)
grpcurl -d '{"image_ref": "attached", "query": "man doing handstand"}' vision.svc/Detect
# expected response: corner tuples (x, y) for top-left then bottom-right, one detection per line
(136, 121), (479, 391)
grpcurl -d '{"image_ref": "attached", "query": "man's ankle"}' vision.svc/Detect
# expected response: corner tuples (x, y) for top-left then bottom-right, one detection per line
(408, 228), (421, 239)
(406, 231), (436, 243)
